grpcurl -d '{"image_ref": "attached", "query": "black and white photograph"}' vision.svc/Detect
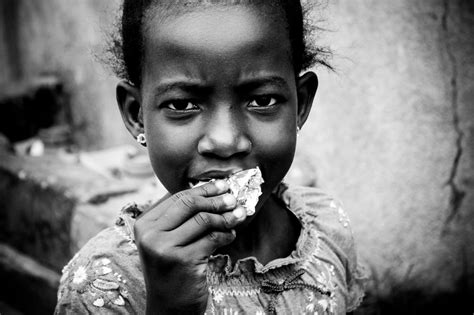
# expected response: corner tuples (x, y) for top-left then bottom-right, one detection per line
(0, 0), (473, 314)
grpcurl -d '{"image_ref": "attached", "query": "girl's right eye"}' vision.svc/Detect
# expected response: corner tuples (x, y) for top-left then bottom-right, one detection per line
(163, 100), (199, 111)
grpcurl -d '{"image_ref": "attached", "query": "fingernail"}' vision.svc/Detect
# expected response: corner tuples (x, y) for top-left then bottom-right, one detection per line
(232, 207), (245, 220)
(214, 180), (228, 191)
(222, 194), (236, 208)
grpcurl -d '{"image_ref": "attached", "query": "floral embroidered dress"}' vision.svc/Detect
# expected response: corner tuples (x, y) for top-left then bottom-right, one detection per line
(55, 184), (367, 314)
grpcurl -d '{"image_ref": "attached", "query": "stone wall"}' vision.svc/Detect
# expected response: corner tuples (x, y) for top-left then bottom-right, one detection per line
(300, 0), (474, 311)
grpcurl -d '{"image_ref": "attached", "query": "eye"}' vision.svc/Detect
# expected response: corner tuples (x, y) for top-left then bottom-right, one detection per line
(248, 96), (279, 107)
(164, 100), (199, 111)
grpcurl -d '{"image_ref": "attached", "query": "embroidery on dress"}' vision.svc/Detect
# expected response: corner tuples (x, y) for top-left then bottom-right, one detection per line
(213, 291), (224, 304)
(329, 200), (350, 228)
(209, 286), (261, 297)
(300, 247), (339, 315)
(65, 257), (130, 309)
(72, 266), (88, 284)
(304, 290), (335, 315)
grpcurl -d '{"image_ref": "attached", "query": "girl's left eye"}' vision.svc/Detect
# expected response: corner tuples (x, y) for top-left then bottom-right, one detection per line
(165, 100), (199, 111)
(248, 96), (279, 107)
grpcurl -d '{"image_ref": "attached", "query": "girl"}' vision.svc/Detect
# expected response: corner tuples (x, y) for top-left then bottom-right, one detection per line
(56, 0), (366, 314)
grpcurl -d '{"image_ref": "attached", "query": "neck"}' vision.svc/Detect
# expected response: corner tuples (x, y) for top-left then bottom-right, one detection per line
(217, 194), (301, 265)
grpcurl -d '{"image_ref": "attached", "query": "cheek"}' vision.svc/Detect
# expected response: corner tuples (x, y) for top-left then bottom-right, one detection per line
(254, 122), (297, 186)
(144, 118), (197, 192)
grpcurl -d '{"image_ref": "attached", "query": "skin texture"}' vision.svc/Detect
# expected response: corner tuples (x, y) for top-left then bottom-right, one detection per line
(116, 4), (318, 314)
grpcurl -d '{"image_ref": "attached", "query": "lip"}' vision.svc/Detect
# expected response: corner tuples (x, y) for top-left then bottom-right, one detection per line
(190, 169), (244, 181)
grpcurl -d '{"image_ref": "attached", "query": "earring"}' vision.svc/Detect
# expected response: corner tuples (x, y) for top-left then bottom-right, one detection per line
(296, 126), (300, 136)
(136, 133), (146, 146)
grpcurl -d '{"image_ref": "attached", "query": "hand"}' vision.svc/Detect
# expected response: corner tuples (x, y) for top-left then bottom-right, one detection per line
(134, 180), (247, 314)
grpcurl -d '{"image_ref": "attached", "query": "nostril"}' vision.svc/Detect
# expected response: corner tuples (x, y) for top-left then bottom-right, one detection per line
(236, 136), (252, 153)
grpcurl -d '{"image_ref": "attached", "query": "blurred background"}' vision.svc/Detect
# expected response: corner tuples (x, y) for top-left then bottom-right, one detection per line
(0, 0), (473, 314)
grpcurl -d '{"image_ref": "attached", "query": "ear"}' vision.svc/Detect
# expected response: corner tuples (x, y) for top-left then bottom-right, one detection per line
(296, 71), (318, 129)
(116, 80), (144, 140)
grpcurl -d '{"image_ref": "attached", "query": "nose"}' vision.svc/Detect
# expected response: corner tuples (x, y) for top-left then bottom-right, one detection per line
(197, 108), (252, 158)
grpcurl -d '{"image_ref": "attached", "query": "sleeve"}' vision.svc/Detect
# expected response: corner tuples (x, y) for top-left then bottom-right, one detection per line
(55, 227), (146, 315)
(335, 204), (368, 312)
(314, 197), (368, 313)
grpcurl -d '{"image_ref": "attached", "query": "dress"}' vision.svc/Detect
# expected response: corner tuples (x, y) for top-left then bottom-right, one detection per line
(55, 184), (367, 314)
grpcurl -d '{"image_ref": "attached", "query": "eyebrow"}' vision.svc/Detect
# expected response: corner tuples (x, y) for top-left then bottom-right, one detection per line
(237, 76), (290, 92)
(153, 81), (210, 95)
(152, 75), (290, 96)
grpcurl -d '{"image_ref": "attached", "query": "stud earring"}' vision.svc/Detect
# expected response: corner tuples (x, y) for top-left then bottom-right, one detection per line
(136, 133), (146, 146)
(297, 126), (301, 136)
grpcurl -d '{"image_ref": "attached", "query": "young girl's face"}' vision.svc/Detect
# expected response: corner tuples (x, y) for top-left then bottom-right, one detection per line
(123, 4), (316, 205)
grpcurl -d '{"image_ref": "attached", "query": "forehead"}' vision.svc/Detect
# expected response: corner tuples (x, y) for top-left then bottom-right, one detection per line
(143, 1), (287, 42)
(146, 0), (281, 17)
(141, 3), (293, 80)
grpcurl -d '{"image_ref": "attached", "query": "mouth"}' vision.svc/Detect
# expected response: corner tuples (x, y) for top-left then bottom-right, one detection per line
(188, 169), (241, 188)
(188, 178), (213, 188)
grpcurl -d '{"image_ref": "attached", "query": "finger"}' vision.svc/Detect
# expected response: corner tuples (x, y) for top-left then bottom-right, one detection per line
(172, 210), (241, 245)
(159, 193), (237, 231)
(139, 180), (230, 223)
(181, 230), (236, 258)
(186, 179), (229, 198)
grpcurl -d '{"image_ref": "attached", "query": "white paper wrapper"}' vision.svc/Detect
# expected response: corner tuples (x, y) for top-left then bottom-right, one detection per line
(226, 167), (264, 216)
(190, 167), (264, 216)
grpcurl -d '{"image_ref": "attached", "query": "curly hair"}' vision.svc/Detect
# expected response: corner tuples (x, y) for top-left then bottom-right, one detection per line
(104, 0), (332, 86)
